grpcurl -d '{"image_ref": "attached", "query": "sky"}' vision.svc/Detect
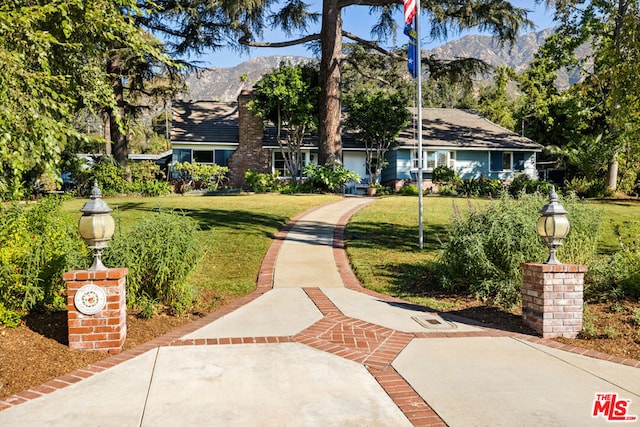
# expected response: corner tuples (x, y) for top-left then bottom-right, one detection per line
(186, 0), (557, 69)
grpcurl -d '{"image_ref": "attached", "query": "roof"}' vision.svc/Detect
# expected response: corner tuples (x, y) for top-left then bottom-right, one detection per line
(395, 108), (543, 151)
(172, 101), (238, 143)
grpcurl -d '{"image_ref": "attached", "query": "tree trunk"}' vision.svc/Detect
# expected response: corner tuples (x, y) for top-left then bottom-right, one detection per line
(607, 155), (619, 192)
(104, 56), (128, 166)
(317, 0), (343, 165)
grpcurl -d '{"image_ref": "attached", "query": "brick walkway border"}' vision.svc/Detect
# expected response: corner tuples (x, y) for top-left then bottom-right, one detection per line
(2, 197), (639, 423)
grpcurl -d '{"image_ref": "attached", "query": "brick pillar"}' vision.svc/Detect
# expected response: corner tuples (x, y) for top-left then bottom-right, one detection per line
(63, 268), (128, 354)
(227, 90), (271, 189)
(521, 263), (587, 338)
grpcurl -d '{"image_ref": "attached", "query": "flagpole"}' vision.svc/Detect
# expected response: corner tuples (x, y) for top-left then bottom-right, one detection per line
(415, 0), (424, 250)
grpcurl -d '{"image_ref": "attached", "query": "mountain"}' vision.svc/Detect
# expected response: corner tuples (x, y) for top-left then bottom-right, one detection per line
(180, 28), (586, 101)
(178, 56), (312, 102)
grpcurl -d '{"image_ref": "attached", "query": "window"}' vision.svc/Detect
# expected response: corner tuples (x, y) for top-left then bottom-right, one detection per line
(413, 150), (455, 170)
(215, 150), (234, 166)
(173, 148), (192, 164)
(513, 152), (526, 171)
(273, 151), (313, 177)
(490, 152), (513, 171)
(193, 150), (214, 164)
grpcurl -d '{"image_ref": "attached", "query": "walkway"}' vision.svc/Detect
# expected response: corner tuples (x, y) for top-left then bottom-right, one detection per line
(1, 197), (639, 426)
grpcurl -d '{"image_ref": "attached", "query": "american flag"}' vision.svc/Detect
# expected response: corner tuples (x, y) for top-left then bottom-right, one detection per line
(404, 0), (417, 25)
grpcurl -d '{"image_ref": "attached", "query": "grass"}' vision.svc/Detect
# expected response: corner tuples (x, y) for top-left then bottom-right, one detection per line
(345, 195), (640, 307)
(63, 193), (341, 307)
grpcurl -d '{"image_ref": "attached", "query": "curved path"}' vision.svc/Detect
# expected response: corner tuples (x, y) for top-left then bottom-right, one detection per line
(1, 197), (640, 426)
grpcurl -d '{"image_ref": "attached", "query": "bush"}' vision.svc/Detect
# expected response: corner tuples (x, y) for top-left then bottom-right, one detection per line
(432, 166), (459, 183)
(564, 176), (612, 198)
(173, 162), (229, 192)
(0, 196), (87, 326)
(244, 170), (282, 193)
(586, 220), (640, 300)
(126, 180), (172, 197)
(455, 176), (505, 198)
(398, 185), (419, 195)
(507, 174), (553, 198)
(437, 193), (602, 308)
(303, 163), (360, 193)
(104, 210), (202, 314)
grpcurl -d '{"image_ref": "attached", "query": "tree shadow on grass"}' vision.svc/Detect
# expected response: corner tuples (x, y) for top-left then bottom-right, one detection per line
(346, 221), (447, 252)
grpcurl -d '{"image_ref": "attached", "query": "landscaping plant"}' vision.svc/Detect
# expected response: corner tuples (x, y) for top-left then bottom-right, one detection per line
(437, 193), (602, 307)
(0, 196), (87, 326)
(104, 210), (202, 314)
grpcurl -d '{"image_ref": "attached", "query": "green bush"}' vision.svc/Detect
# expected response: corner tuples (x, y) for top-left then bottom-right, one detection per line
(244, 170), (282, 192)
(564, 176), (612, 198)
(126, 180), (172, 197)
(437, 193), (602, 308)
(0, 196), (87, 326)
(173, 162), (229, 192)
(104, 210), (202, 314)
(586, 220), (640, 300)
(507, 174), (554, 198)
(455, 176), (505, 197)
(398, 185), (419, 195)
(432, 166), (460, 183)
(303, 163), (360, 193)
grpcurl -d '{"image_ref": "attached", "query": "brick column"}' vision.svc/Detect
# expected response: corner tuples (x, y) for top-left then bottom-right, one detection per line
(521, 263), (587, 338)
(63, 268), (128, 354)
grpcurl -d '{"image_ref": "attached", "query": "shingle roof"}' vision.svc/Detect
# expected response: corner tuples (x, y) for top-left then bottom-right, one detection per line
(396, 108), (542, 151)
(171, 102), (541, 151)
(172, 101), (238, 143)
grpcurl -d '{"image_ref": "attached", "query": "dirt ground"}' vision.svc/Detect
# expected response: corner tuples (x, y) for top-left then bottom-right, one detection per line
(1, 297), (639, 400)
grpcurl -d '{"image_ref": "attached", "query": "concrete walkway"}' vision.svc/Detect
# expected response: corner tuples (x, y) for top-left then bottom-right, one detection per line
(1, 196), (640, 426)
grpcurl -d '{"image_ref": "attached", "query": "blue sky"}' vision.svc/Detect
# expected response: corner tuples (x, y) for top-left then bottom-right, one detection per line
(188, 0), (556, 68)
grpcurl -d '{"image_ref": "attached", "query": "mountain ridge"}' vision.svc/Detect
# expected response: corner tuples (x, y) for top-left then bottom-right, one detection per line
(180, 28), (581, 102)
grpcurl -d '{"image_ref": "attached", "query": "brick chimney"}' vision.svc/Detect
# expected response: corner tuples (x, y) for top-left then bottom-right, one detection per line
(227, 90), (271, 189)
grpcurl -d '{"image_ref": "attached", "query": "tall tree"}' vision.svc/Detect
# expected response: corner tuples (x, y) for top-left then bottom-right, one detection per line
(344, 90), (411, 184)
(544, 0), (640, 191)
(249, 63), (320, 184)
(221, 0), (531, 164)
(0, 0), (172, 198)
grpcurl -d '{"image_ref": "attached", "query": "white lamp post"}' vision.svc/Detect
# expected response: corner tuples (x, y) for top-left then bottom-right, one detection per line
(78, 181), (115, 270)
(536, 186), (570, 265)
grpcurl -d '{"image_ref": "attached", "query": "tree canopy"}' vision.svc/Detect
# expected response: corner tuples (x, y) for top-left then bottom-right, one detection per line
(213, 0), (532, 164)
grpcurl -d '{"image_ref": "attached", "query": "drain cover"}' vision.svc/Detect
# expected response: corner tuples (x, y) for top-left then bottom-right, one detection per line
(412, 314), (457, 330)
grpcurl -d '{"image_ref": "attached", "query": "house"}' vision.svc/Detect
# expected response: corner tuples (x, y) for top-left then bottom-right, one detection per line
(385, 108), (543, 189)
(171, 92), (543, 189)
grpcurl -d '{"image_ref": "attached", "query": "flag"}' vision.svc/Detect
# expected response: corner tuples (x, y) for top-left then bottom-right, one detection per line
(404, 16), (417, 78)
(404, 0), (417, 25)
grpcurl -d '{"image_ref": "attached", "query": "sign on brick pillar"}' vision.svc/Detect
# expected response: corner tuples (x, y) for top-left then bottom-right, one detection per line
(63, 268), (128, 354)
(521, 263), (587, 339)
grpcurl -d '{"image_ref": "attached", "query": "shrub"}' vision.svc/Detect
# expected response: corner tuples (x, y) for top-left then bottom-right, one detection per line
(126, 180), (172, 197)
(303, 163), (360, 193)
(437, 193), (602, 308)
(455, 176), (505, 198)
(564, 176), (612, 198)
(398, 185), (419, 195)
(432, 166), (459, 183)
(173, 162), (229, 192)
(507, 174), (554, 198)
(244, 170), (282, 192)
(0, 196), (87, 326)
(104, 210), (202, 314)
(586, 220), (640, 300)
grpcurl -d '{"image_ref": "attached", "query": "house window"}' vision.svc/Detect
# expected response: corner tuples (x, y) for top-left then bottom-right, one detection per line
(173, 148), (192, 164)
(490, 152), (513, 171)
(413, 150), (455, 170)
(215, 150), (234, 166)
(193, 150), (214, 164)
(273, 151), (312, 177)
(513, 152), (526, 171)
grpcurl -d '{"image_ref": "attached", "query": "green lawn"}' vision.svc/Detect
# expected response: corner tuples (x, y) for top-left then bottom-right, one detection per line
(345, 195), (640, 307)
(63, 193), (341, 307)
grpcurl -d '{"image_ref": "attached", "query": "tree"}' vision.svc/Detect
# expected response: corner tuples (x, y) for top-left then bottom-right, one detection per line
(477, 65), (518, 130)
(224, 0), (531, 165)
(249, 63), (320, 184)
(344, 90), (411, 185)
(543, 0), (640, 191)
(0, 0), (175, 198)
